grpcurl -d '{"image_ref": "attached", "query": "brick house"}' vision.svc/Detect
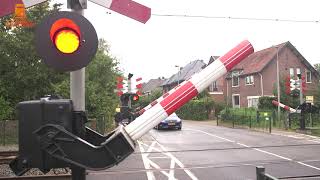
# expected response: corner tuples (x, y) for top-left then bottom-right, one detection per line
(207, 56), (226, 104)
(223, 41), (319, 108)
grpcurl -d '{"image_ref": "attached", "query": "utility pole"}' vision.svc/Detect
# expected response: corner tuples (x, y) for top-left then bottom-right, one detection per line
(276, 46), (281, 122)
(69, 1), (87, 180)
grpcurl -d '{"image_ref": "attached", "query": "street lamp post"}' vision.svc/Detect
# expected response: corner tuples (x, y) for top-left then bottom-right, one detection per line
(175, 65), (181, 85)
(276, 46), (281, 122)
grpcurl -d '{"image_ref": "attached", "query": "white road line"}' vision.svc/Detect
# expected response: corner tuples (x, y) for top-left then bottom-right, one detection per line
(297, 162), (320, 171)
(138, 141), (156, 180)
(185, 128), (235, 142)
(187, 128), (320, 171)
(149, 156), (170, 159)
(169, 159), (175, 180)
(139, 141), (199, 180)
(156, 142), (199, 180)
(253, 148), (292, 161)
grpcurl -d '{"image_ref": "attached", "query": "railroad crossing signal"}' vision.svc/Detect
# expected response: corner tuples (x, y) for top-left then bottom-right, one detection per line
(35, 11), (98, 72)
(290, 79), (299, 91)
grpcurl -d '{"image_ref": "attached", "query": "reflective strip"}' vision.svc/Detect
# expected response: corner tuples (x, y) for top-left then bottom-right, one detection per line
(160, 81), (198, 115)
(219, 40), (254, 71)
(126, 103), (168, 140)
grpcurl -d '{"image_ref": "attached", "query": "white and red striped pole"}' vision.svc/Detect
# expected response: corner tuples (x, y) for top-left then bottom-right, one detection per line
(89, 0), (151, 23)
(272, 100), (297, 113)
(126, 40), (254, 140)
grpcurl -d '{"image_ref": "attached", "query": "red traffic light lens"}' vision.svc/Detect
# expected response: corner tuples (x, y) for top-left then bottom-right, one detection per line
(132, 95), (139, 101)
(50, 18), (81, 54)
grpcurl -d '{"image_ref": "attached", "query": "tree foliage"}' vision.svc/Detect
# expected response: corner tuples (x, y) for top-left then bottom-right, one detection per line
(314, 63), (320, 74)
(272, 78), (300, 109)
(0, 3), (121, 123)
(0, 2), (66, 119)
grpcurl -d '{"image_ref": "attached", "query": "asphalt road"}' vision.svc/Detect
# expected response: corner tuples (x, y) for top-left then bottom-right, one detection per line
(87, 120), (320, 180)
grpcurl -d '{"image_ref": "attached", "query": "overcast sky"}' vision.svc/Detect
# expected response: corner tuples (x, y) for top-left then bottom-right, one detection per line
(56, 0), (320, 82)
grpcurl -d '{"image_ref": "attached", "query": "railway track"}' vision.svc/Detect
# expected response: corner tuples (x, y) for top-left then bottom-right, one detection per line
(0, 151), (18, 164)
(0, 151), (71, 179)
(0, 174), (71, 180)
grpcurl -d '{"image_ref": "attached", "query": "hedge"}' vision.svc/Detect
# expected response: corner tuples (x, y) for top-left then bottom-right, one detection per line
(176, 98), (214, 120)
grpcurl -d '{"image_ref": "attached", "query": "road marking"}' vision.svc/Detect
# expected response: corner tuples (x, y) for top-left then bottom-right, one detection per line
(186, 128), (320, 171)
(297, 162), (320, 171)
(185, 128), (235, 142)
(138, 141), (156, 180)
(252, 148), (292, 161)
(137, 140), (199, 180)
(149, 156), (170, 159)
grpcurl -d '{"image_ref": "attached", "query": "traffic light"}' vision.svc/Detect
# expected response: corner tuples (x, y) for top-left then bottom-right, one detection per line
(285, 76), (291, 95)
(131, 94), (139, 101)
(35, 11), (98, 72)
(120, 93), (131, 107)
(290, 78), (298, 91)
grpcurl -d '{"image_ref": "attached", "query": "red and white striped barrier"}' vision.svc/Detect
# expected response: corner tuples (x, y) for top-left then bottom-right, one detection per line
(126, 40), (254, 140)
(89, 0), (151, 23)
(272, 100), (297, 113)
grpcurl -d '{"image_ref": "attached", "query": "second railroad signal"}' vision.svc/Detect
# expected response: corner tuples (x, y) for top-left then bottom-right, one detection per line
(35, 11), (98, 72)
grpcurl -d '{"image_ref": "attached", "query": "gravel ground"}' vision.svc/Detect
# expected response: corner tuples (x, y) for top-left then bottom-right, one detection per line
(0, 145), (70, 178)
(0, 165), (71, 177)
(0, 145), (18, 152)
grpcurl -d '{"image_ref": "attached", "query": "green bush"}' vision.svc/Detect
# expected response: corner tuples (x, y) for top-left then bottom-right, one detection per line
(258, 96), (276, 110)
(177, 98), (214, 120)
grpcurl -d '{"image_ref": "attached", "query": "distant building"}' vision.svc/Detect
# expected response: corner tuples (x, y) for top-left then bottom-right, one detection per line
(162, 60), (206, 92)
(225, 41), (319, 108)
(142, 78), (166, 95)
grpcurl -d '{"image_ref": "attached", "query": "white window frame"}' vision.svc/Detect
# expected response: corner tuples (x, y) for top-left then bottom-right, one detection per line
(289, 68), (294, 78)
(296, 68), (301, 76)
(306, 70), (312, 83)
(232, 75), (239, 87)
(209, 81), (218, 92)
(245, 75), (254, 85)
(232, 94), (240, 108)
(247, 96), (260, 108)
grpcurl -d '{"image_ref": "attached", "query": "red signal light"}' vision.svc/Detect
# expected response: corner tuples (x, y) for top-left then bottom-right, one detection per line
(35, 11), (98, 72)
(132, 95), (139, 101)
(50, 18), (81, 54)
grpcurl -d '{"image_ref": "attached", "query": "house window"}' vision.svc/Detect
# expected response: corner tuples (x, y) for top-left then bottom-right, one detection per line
(289, 68), (294, 78)
(245, 75), (254, 85)
(209, 81), (218, 92)
(247, 96), (259, 108)
(296, 68), (301, 76)
(306, 71), (312, 83)
(232, 94), (240, 108)
(232, 73), (239, 87)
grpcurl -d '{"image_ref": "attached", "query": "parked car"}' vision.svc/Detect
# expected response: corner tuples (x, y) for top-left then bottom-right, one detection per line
(154, 113), (182, 130)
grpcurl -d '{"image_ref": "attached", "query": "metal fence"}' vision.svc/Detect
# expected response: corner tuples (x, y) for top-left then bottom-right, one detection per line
(0, 120), (18, 145)
(217, 108), (320, 135)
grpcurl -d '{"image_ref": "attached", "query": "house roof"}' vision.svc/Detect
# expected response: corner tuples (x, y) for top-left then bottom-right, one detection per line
(230, 41), (319, 77)
(142, 78), (166, 93)
(162, 60), (206, 86)
(231, 42), (286, 75)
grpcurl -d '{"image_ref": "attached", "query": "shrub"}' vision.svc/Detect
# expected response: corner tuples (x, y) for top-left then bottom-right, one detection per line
(177, 98), (214, 120)
(258, 96), (276, 110)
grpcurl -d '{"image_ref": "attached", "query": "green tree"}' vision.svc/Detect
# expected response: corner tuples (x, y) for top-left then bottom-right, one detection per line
(273, 78), (300, 109)
(314, 63), (320, 73)
(0, 2), (66, 118)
